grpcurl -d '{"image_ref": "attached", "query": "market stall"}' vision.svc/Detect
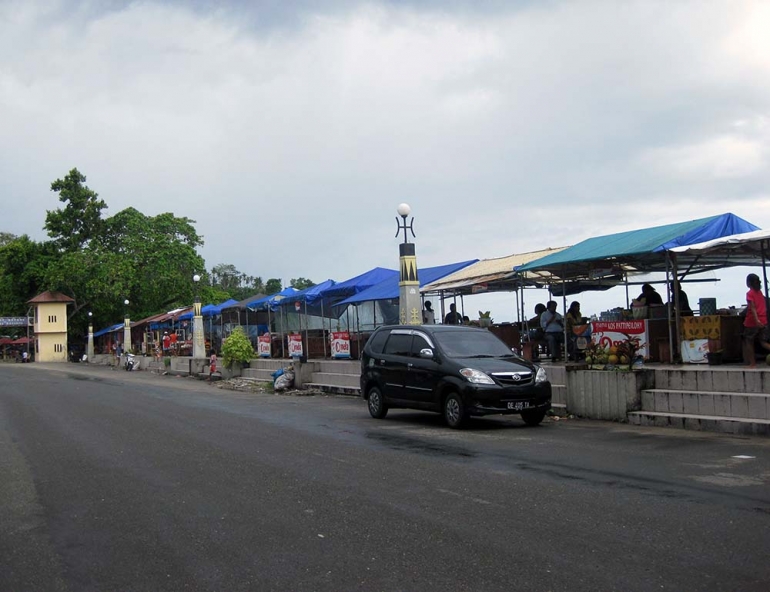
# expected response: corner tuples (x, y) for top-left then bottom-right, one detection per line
(517, 213), (761, 363)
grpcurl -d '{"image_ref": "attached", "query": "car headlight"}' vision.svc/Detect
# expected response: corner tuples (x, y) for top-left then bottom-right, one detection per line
(460, 368), (495, 385)
(535, 366), (547, 384)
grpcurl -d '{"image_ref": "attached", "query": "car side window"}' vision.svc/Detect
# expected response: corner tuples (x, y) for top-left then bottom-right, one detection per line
(410, 334), (431, 357)
(367, 330), (389, 354)
(383, 333), (412, 356)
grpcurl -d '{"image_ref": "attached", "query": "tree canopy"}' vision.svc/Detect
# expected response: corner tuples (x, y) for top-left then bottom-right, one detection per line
(1, 168), (317, 340)
(290, 277), (316, 290)
(45, 168), (107, 252)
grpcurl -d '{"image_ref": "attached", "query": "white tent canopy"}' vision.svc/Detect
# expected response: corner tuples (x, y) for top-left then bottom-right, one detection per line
(421, 247), (569, 295)
(670, 229), (770, 265)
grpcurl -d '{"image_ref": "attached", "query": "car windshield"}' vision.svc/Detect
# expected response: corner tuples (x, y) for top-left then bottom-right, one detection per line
(436, 329), (515, 358)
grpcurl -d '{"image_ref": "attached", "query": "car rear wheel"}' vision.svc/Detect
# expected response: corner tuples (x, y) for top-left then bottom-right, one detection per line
(367, 386), (388, 419)
(443, 393), (467, 429)
(521, 409), (546, 426)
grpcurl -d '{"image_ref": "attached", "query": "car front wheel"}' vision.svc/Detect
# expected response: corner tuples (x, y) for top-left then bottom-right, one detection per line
(443, 393), (467, 429)
(367, 386), (388, 419)
(521, 409), (546, 426)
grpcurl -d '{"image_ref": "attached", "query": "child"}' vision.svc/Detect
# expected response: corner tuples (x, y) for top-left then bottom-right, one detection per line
(209, 349), (217, 381)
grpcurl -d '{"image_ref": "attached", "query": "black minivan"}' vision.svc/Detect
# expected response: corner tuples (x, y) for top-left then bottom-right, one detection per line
(360, 325), (551, 428)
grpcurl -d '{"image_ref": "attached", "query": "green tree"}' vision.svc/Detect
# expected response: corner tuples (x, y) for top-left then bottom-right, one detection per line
(210, 263), (265, 300)
(265, 278), (282, 295)
(0, 232), (17, 247)
(45, 168), (107, 251)
(0, 235), (56, 316)
(290, 277), (316, 290)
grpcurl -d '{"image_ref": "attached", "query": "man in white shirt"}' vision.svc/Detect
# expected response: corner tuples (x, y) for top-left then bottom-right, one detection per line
(540, 300), (564, 361)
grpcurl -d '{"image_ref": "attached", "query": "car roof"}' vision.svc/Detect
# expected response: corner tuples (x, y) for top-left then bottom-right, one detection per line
(375, 324), (486, 334)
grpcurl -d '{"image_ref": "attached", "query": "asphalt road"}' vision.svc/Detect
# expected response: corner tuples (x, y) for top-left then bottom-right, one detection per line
(1, 363), (769, 592)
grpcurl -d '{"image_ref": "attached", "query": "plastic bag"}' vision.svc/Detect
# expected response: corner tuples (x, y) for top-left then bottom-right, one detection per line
(274, 371), (295, 392)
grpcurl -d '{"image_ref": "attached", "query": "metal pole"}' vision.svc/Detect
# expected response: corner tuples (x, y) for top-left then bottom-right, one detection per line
(665, 252), (674, 363)
(561, 274), (567, 362)
(672, 252), (682, 365)
(321, 300), (327, 359)
(759, 240), (770, 301)
(304, 301), (309, 360)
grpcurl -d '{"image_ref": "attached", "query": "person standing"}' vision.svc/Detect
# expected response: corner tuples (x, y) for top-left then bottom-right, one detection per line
(565, 301), (583, 361)
(162, 331), (171, 355)
(669, 280), (693, 316)
(423, 301), (435, 324)
(444, 303), (462, 325)
(742, 273), (770, 368)
(540, 300), (564, 361)
(209, 349), (217, 381)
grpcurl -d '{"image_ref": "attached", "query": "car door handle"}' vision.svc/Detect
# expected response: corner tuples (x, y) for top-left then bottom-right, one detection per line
(407, 363), (414, 368)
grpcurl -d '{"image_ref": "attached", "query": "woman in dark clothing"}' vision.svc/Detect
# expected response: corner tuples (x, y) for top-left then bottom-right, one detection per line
(670, 280), (692, 316)
(637, 283), (663, 306)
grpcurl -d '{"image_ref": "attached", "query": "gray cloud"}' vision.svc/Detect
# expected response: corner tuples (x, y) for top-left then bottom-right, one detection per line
(1, 0), (769, 318)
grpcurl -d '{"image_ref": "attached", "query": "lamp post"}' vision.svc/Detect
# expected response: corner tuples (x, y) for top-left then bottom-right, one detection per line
(192, 274), (206, 359)
(395, 203), (421, 325)
(87, 311), (94, 362)
(123, 299), (131, 355)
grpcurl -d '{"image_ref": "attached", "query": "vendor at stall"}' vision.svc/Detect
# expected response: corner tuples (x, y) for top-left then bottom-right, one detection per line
(637, 283), (663, 307)
(565, 301), (587, 361)
(669, 280), (693, 316)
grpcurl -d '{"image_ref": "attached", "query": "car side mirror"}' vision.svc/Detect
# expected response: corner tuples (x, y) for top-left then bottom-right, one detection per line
(419, 348), (435, 359)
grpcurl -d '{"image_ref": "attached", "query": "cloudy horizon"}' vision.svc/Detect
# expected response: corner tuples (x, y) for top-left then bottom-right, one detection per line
(2, 0), (769, 319)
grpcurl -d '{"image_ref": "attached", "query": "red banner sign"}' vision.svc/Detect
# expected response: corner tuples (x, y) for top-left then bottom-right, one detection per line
(591, 320), (649, 359)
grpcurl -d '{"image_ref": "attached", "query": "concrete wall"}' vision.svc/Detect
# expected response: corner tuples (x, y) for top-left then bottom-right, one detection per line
(566, 369), (654, 421)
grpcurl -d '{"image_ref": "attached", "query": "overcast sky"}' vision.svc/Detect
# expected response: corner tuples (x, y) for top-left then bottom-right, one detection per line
(2, 0), (769, 319)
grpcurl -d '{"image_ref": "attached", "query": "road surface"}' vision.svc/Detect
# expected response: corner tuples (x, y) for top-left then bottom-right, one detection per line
(1, 363), (769, 591)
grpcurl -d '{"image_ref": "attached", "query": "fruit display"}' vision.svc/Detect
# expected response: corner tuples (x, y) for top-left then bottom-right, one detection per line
(584, 335), (645, 371)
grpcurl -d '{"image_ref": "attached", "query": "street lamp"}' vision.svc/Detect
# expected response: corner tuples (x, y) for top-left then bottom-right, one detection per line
(192, 273), (205, 359)
(394, 203), (421, 325)
(87, 311), (94, 362)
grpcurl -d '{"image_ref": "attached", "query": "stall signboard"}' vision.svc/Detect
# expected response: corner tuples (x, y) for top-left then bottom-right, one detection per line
(331, 331), (351, 359)
(288, 333), (303, 358)
(258, 333), (271, 358)
(591, 320), (650, 359)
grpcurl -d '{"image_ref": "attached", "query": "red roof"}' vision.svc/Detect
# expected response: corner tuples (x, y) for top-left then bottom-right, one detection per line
(27, 291), (75, 304)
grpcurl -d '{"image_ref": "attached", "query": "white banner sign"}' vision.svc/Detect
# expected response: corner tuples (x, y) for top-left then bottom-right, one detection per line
(288, 333), (303, 358)
(331, 331), (351, 359)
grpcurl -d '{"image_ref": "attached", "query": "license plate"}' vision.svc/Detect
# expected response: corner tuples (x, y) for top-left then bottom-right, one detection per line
(507, 401), (531, 411)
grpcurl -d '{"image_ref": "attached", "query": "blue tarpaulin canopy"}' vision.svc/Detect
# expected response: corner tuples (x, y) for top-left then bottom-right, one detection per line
(216, 298), (239, 310)
(93, 323), (124, 337)
(279, 280), (337, 307)
(177, 298), (241, 320)
(337, 260), (478, 306)
(319, 267), (398, 303)
(246, 287), (299, 312)
(275, 280), (342, 318)
(517, 213), (759, 278)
